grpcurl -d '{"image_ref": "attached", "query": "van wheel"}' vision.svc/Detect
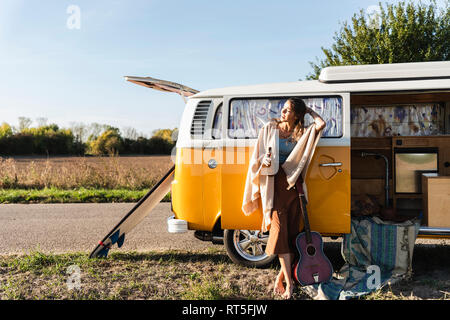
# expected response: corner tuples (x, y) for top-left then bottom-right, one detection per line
(223, 229), (276, 268)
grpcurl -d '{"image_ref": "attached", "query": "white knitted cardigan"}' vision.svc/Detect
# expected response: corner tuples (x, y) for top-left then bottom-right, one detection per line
(241, 120), (323, 232)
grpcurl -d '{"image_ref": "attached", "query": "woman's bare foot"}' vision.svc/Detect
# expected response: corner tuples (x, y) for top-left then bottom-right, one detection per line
(273, 271), (285, 296)
(281, 283), (294, 299)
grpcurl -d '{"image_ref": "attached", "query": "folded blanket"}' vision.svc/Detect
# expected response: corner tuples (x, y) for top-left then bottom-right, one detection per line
(302, 216), (420, 300)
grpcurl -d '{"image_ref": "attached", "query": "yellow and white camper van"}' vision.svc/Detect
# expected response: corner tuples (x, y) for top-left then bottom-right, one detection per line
(125, 61), (450, 267)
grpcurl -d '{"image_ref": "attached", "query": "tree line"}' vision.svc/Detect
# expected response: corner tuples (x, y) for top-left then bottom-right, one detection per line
(306, 0), (449, 79)
(0, 117), (177, 156)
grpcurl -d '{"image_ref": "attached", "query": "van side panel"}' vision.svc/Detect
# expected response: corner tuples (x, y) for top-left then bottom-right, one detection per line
(172, 147), (205, 230)
(307, 146), (351, 234)
(221, 146), (262, 230)
(221, 146), (351, 234)
(202, 146), (222, 231)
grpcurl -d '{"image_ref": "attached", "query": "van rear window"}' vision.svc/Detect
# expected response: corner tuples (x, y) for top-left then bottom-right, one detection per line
(351, 103), (445, 137)
(228, 97), (343, 139)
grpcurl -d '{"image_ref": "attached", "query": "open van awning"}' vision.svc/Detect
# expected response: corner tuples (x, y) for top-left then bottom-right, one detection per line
(125, 76), (199, 99)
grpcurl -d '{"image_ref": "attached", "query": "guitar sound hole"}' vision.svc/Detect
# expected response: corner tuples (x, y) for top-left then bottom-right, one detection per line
(306, 245), (316, 256)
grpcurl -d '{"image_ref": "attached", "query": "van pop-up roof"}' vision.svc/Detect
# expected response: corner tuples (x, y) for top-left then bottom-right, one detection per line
(126, 61), (450, 99)
(319, 61), (450, 83)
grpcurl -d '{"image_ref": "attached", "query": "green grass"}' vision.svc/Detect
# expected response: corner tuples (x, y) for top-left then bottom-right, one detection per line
(3, 249), (94, 275)
(2, 249), (447, 300)
(0, 188), (171, 203)
(0, 249), (278, 300)
(181, 276), (237, 300)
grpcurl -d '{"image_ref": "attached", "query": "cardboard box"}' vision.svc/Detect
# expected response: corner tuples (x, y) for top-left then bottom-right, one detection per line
(422, 174), (450, 227)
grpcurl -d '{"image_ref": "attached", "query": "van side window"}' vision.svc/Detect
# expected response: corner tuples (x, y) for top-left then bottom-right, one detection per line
(228, 97), (343, 138)
(212, 103), (223, 139)
(350, 103), (445, 137)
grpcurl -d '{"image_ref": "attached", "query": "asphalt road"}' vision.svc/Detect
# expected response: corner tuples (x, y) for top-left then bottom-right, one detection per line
(1, 203), (448, 256)
(0, 203), (214, 255)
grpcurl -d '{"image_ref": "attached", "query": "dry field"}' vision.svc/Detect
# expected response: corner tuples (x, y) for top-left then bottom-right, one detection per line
(0, 155), (174, 190)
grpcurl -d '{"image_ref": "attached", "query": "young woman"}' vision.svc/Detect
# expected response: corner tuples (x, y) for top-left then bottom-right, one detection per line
(265, 97), (325, 299)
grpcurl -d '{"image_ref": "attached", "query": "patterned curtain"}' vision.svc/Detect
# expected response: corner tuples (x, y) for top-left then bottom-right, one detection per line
(351, 104), (445, 137)
(303, 97), (343, 137)
(228, 97), (343, 139)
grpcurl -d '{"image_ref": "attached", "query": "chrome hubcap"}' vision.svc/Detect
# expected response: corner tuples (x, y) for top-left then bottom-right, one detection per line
(233, 230), (269, 262)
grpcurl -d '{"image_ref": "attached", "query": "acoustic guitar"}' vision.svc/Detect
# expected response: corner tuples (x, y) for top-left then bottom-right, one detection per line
(292, 187), (333, 286)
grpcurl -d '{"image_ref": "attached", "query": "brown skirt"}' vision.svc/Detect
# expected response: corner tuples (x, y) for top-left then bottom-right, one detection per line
(265, 168), (303, 255)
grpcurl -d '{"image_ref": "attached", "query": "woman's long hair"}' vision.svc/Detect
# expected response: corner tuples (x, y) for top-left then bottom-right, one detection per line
(272, 97), (308, 142)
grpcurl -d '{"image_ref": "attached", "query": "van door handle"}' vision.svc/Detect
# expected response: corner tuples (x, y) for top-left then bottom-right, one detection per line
(319, 162), (342, 167)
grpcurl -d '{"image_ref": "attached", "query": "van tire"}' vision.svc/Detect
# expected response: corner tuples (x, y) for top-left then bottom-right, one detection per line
(223, 229), (276, 268)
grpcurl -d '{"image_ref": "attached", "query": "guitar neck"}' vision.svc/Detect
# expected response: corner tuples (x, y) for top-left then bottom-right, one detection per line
(300, 196), (313, 244)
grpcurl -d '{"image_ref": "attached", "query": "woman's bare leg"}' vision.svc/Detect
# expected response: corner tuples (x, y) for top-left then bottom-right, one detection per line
(273, 269), (285, 295)
(278, 253), (294, 299)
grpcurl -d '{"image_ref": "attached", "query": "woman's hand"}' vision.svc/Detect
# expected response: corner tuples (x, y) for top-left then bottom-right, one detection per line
(306, 107), (326, 132)
(262, 149), (272, 167)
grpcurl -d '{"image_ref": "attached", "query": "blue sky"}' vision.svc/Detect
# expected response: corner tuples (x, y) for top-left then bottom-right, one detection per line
(0, 0), (445, 137)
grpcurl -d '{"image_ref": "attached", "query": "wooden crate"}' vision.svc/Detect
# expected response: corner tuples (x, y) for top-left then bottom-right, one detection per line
(421, 174), (450, 227)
